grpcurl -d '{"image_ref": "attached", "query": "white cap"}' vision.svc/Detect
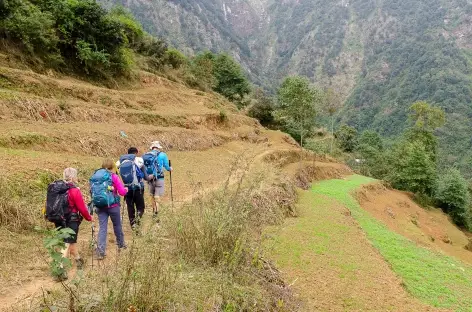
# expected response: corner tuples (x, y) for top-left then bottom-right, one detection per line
(150, 141), (163, 150)
(115, 160), (121, 168)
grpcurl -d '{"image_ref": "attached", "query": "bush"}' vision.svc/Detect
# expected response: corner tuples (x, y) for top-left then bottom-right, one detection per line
(2, 0), (59, 60)
(76, 40), (110, 74)
(435, 168), (471, 228)
(0, 0), (169, 78)
(335, 124), (358, 152)
(388, 140), (437, 195)
(248, 92), (275, 127)
(164, 48), (187, 69)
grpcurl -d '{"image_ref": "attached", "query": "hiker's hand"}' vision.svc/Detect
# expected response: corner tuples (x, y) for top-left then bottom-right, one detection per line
(107, 186), (115, 191)
(169, 167), (173, 172)
(148, 174), (154, 180)
(90, 216), (94, 222)
(124, 187), (129, 193)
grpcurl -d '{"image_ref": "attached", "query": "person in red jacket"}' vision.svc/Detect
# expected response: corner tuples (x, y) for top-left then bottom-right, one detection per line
(55, 168), (93, 271)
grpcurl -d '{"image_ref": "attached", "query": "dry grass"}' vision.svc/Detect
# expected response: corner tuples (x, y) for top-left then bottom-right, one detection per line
(21, 165), (299, 312)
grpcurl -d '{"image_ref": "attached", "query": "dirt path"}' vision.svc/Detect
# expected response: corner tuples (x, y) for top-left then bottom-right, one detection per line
(264, 190), (443, 311)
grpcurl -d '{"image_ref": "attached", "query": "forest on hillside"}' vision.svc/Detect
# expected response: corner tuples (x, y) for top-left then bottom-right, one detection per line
(101, 0), (472, 177)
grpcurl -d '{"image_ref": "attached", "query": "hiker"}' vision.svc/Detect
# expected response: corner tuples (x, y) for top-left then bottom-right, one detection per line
(117, 147), (146, 229)
(45, 168), (93, 276)
(143, 141), (172, 220)
(90, 159), (128, 260)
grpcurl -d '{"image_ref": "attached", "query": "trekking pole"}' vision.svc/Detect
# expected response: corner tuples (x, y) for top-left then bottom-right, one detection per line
(169, 160), (174, 207)
(91, 222), (95, 269)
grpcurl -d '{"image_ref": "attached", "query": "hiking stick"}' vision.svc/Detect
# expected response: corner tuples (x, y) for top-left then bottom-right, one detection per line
(169, 160), (174, 206)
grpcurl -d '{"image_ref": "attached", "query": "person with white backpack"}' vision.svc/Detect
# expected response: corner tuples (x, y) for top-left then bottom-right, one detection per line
(117, 147), (147, 229)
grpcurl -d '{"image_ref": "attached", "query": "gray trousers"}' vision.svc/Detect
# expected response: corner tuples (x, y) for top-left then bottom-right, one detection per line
(96, 205), (125, 256)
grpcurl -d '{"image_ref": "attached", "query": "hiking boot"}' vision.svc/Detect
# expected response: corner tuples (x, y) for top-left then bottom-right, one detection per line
(76, 258), (85, 270)
(152, 212), (160, 223)
(118, 245), (128, 253)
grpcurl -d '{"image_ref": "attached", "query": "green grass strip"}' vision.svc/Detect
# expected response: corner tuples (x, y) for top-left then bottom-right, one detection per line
(312, 175), (472, 311)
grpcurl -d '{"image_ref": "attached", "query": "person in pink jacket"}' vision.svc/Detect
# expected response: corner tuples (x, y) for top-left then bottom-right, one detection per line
(95, 159), (128, 260)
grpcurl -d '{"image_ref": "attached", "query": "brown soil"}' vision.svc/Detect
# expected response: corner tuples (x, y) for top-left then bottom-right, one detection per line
(356, 182), (472, 264)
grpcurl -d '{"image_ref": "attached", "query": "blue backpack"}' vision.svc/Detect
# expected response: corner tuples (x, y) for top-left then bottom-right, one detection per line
(143, 151), (163, 178)
(89, 169), (119, 208)
(119, 154), (144, 190)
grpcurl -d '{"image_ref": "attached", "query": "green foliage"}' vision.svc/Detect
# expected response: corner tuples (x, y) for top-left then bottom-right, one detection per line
(190, 51), (216, 90)
(164, 48), (187, 69)
(0, 0), (170, 78)
(76, 40), (110, 74)
(187, 51), (251, 102)
(388, 141), (437, 195)
(1, 0), (59, 60)
(409, 101), (446, 131)
(36, 226), (75, 280)
(276, 76), (322, 146)
(435, 168), (471, 228)
(213, 53), (251, 102)
(358, 130), (383, 151)
(335, 124), (357, 152)
(247, 90), (275, 127)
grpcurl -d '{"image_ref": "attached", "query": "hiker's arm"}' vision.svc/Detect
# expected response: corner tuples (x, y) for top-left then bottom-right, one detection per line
(112, 174), (128, 196)
(73, 189), (92, 221)
(162, 153), (171, 171)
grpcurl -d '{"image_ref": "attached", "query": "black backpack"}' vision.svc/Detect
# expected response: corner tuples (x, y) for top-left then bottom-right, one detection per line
(45, 180), (73, 223)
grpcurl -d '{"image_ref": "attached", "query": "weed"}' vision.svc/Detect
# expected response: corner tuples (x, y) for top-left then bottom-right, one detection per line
(218, 109), (228, 123)
(35, 226), (75, 280)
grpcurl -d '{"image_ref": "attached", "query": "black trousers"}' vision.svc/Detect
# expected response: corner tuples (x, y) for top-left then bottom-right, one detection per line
(125, 188), (145, 227)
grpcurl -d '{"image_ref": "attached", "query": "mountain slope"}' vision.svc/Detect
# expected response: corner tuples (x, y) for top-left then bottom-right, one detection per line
(101, 0), (472, 173)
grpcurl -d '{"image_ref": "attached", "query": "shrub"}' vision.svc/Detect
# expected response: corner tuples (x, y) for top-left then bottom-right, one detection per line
(76, 40), (110, 74)
(2, 0), (60, 60)
(164, 48), (187, 69)
(435, 168), (471, 228)
(335, 124), (358, 152)
(248, 94), (275, 127)
(388, 140), (437, 195)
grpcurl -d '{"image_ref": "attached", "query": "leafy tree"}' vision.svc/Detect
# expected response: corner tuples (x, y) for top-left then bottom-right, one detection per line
(276, 76), (321, 147)
(213, 53), (251, 102)
(356, 130), (388, 179)
(435, 168), (471, 228)
(323, 88), (343, 154)
(189, 51), (216, 91)
(247, 89), (275, 127)
(335, 124), (358, 152)
(388, 140), (437, 195)
(409, 101), (446, 132)
(358, 130), (383, 151)
(405, 102), (445, 163)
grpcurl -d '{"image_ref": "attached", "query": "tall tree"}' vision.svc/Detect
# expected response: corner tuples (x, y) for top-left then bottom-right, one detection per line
(276, 76), (322, 147)
(406, 101), (446, 162)
(323, 88), (343, 154)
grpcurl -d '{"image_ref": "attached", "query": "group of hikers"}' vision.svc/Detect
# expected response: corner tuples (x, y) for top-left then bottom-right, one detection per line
(44, 141), (173, 279)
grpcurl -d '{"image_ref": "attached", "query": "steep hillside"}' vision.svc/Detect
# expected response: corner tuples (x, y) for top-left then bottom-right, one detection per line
(102, 0), (472, 172)
(0, 57), (351, 310)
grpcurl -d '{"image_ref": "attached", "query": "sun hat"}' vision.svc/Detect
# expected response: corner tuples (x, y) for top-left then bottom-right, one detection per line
(150, 141), (163, 150)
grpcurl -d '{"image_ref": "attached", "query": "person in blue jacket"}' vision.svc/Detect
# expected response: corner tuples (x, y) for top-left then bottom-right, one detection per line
(147, 141), (172, 219)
